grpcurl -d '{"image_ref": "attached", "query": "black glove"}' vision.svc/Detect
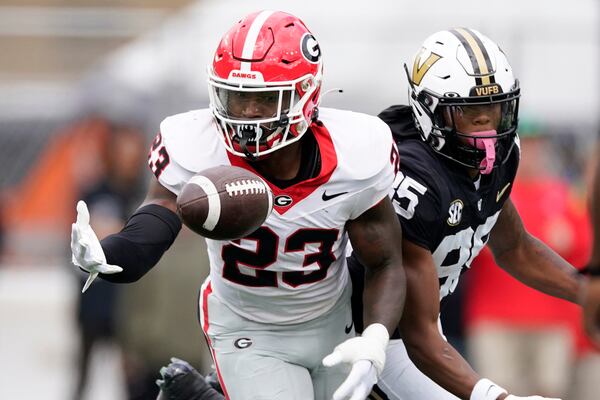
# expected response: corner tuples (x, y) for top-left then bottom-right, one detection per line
(204, 371), (224, 395)
(156, 358), (224, 400)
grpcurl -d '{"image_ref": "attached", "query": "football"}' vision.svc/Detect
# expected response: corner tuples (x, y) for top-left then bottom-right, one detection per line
(176, 165), (273, 240)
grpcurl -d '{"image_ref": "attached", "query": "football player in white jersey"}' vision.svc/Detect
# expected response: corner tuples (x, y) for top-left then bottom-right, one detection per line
(70, 10), (406, 400)
(347, 29), (590, 400)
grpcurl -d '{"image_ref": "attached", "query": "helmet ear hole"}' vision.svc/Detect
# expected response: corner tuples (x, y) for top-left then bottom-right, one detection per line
(418, 92), (434, 108)
(301, 78), (313, 92)
(296, 121), (307, 134)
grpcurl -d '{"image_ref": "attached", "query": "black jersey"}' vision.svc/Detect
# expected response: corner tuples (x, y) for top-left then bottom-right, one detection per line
(386, 104), (519, 298)
(349, 105), (519, 333)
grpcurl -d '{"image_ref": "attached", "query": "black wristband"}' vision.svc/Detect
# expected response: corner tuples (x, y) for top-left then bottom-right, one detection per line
(579, 264), (600, 277)
(99, 204), (182, 283)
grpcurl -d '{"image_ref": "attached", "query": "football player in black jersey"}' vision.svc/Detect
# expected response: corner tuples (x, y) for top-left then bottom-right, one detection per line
(347, 28), (589, 400)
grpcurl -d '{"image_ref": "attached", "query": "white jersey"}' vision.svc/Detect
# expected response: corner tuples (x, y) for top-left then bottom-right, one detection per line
(149, 108), (396, 324)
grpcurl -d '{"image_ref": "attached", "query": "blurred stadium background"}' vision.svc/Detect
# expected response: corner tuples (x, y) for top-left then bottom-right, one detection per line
(0, 0), (598, 399)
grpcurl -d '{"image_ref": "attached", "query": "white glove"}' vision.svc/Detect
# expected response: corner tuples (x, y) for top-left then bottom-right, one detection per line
(71, 200), (122, 293)
(471, 378), (561, 400)
(322, 323), (389, 400)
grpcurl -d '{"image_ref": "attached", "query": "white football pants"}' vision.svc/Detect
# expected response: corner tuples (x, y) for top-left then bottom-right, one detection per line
(200, 278), (353, 400)
(377, 338), (460, 400)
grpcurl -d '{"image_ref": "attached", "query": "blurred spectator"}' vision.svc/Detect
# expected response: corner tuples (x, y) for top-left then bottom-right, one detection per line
(116, 229), (213, 400)
(2, 116), (140, 264)
(569, 137), (600, 400)
(568, 319), (600, 400)
(463, 124), (592, 398)
(62, 116), (213, 400)
(73, 121), (146, 400)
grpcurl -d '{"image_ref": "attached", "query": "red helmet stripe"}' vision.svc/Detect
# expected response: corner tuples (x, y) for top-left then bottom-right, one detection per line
(240, 10), (275, 72)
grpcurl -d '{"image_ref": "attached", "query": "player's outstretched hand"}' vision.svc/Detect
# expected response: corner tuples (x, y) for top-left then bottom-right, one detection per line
(322, 323), (388, 400)
(71, 200), (122, 292)
(581, 278), (600, 347)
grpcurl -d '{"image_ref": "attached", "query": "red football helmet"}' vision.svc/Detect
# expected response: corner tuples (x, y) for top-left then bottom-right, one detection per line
(208, 10), (323, 159)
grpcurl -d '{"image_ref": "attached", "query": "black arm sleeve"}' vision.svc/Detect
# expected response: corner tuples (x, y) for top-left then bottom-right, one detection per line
(99, 204), (182, 283)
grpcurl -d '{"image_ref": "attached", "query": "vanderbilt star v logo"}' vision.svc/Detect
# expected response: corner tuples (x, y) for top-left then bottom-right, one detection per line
(412, 49), (442, 85)
(322, 190), (348, 201)
(496, 183), (511, 202)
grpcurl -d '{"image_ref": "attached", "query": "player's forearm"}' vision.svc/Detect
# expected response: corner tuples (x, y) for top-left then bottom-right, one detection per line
(362, 261), (406, 334)
(403, 327), (480, 400)
(100, 204), (181, 283)
(495, 233), (584, 304)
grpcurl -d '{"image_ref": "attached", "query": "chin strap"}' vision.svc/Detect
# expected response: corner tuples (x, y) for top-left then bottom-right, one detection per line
(238, 135), (258, 161)
(237, 124), (263, 161)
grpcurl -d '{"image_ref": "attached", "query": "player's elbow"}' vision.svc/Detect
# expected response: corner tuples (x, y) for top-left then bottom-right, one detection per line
(490, 233), (532, 272)
(400, 321), (441, 364)
(488, 226), (532, 266)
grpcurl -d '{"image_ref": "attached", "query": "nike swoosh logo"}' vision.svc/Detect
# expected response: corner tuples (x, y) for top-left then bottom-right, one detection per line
(496, 183), (511, 202)
(322, 191), (348, 201)
(344, 321), (354, 335)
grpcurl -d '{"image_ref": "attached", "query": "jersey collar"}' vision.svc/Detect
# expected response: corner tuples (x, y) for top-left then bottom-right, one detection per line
(227, 122), (338, 215)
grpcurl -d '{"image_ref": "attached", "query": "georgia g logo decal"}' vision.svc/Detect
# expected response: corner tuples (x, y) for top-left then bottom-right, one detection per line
(234, 338), (253, 349)
(301, 33), (321, 63)
(274, 195), (293, 207)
